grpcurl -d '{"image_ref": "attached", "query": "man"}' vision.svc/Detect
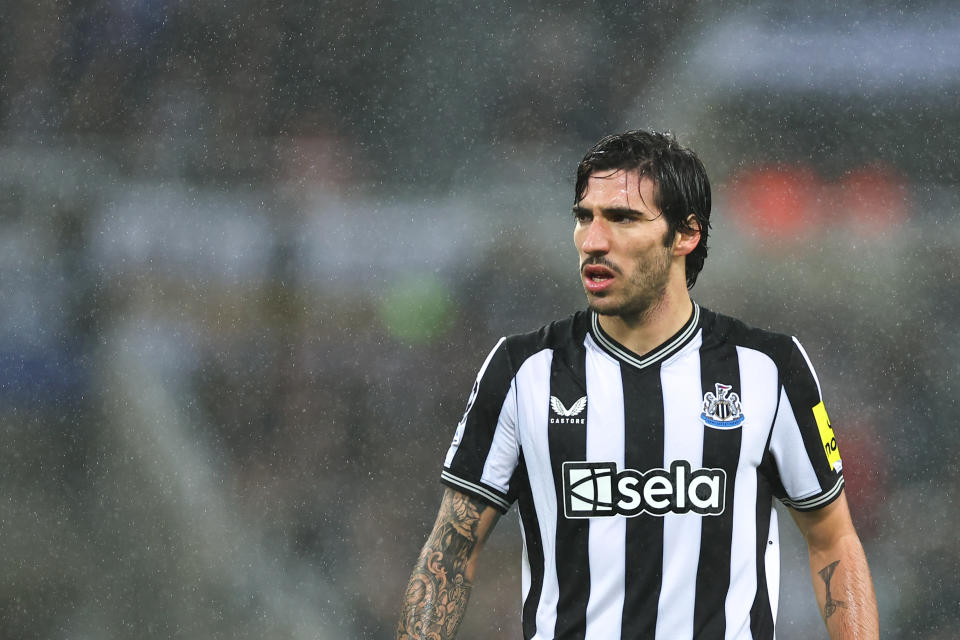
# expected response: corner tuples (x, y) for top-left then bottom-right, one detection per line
(397, 130), (878, 639)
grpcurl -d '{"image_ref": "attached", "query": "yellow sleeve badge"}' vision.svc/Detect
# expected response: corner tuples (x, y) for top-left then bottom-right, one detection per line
(813, 401), (842, 473)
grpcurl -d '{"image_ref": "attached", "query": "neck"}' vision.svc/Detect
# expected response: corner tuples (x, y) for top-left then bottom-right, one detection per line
(597, 285), (694, 357)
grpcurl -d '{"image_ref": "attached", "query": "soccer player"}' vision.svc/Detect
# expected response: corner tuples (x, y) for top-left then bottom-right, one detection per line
(397, 130), (879, 639)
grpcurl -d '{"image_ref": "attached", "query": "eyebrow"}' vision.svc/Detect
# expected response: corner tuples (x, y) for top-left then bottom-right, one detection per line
(572, 205), (646, 218)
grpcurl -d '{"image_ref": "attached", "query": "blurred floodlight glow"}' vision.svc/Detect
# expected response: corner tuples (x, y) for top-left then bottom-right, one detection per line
(93, 185), (275, 283)
(296, 197), (487, 290)
(695, 9), (960, 93)
(730, 163), (910, 241)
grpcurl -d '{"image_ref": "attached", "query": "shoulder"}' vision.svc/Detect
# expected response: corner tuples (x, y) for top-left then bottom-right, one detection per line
(498, 310), (589, 371)
(700, 307), (803, 370)
(466, 312), (587, 403)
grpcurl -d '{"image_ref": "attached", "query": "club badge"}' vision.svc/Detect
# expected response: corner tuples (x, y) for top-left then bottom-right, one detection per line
(701, 383), (744, 429)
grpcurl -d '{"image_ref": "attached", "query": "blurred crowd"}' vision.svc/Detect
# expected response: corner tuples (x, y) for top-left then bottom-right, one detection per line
(2, 1), (958, 638)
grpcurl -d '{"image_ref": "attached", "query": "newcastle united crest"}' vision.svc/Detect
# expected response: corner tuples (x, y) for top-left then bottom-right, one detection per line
(701, 383), (745, 429)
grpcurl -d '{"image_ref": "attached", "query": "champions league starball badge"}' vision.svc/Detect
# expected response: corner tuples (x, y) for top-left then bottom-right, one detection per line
(701, 383), (745, 429)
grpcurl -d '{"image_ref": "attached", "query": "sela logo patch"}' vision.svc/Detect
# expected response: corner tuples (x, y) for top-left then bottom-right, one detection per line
(562, 460), (727, 518)
(701, 382), (744, 429)
(550, 395), (586, 425)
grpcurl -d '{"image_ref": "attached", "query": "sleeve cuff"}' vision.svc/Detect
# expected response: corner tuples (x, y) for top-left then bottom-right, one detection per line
(440, 469), (511, 513)
(780, 476), (845, 511)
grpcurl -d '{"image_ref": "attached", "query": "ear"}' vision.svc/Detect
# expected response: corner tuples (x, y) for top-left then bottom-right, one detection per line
(673, 214), (701, 257)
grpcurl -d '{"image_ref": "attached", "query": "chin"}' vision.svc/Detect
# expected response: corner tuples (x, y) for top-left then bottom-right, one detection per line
(587, 293), (660, 319)
(586, 295), (622, 316)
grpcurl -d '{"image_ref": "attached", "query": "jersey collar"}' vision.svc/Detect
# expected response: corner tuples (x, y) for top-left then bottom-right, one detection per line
(588, 301), (701, 370)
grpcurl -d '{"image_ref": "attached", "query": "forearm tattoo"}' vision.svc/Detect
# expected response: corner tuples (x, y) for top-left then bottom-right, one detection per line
(818, 560), (847, 620)
(397, 492), (487, 640)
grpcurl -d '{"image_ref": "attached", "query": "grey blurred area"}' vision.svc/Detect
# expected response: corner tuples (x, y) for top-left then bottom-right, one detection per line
(1, 0), (957, 638)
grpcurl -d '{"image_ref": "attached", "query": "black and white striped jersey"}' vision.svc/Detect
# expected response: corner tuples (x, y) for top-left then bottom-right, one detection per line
(441, 302), (844, 640)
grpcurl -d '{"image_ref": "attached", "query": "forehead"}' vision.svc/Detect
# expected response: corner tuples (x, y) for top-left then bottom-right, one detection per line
(579, 169), (657, 210)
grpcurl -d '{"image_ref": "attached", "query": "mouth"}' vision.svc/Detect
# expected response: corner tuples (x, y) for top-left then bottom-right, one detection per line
(582, 264), (616, 293)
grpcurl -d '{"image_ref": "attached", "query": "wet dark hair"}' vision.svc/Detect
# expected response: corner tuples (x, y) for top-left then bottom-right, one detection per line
(574, 129), (712, 288)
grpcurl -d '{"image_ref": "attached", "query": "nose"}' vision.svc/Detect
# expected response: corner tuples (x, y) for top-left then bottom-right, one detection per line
(579, 217), (610, 255)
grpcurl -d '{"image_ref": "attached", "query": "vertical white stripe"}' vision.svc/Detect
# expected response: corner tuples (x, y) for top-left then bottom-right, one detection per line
(725, 475), (758, 640)
(513, 349), (558, 639)
(770, 388), (823, 500)
(583, 349), (625, 640)
(655, 331), (704, 640)
(724, 347), (780, 639)
(520, 516), (531, 611)
(481, 380), (519, 492)
(766, 507), (781, 631)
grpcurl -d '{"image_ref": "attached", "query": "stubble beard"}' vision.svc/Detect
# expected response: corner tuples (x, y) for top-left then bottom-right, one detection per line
(586, 245), (673, 323)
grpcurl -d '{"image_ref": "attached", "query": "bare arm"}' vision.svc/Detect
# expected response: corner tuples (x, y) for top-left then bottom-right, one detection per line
(789, 491), (878, 639)
(397, 488), (501, 640)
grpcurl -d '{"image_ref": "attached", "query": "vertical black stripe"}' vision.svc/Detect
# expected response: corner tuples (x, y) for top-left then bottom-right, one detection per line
(448, 342), (515, 480)
(549, 347), (589, 639)
(515, 453), (545, 640)
(693, 343), (743, 639)
(620, 364), (666, 638)
(750, 459), (776, 639)
(783, 342), (841, 487)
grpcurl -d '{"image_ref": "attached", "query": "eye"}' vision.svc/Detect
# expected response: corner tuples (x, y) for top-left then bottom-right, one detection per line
(572, 209), (592, 223)
(609, 211), (639, 224)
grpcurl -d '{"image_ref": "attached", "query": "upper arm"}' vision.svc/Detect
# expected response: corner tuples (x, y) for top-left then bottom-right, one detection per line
(788, 490), (859, 553)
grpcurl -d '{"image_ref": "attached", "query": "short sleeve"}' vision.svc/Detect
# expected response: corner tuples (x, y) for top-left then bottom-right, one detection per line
(440, 337), (520, 513)
(768, 337), (845, 511)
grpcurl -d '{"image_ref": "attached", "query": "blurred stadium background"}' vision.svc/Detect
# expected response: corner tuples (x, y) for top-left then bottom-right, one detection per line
(2, 0), (958, 638)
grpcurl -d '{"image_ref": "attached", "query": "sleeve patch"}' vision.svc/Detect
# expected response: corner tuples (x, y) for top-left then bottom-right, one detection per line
(813, 401), (842, 473)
